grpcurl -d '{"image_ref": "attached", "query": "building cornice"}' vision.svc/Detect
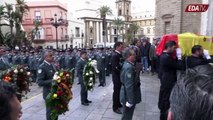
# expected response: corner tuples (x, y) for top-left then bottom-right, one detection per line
(29, 5), (67, 12)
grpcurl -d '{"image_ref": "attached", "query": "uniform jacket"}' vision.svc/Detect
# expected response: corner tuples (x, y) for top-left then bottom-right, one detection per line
(65, 54), (75, 69)
(111, 51), (123, 82)
(76, 58), (87, 80)
(96, 52), (106, 71)
(120, 61), (141, 105)
(37, 61), (56, 99)
(0, 57), (11, 71)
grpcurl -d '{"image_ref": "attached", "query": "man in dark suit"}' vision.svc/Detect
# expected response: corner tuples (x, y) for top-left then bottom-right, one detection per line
(37, 50), (57, 120)
(120, 47), (141, 120)
(76, 51), (92, 106)
(158, 41), (185, 120)
(187, 45), (212, 68)
(111, 42), (124, 114)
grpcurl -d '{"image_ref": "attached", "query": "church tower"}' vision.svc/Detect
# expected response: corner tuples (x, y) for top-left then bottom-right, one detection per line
(116, 0), (131, 21)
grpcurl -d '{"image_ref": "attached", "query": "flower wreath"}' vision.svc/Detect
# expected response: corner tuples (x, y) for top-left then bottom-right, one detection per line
(0, 65), (32, 101)
(46, 69), (74, 120)
(83, 60), (99, 91)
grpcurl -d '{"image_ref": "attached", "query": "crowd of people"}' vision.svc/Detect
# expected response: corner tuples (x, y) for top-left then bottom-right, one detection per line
(0, 37), (213, 120)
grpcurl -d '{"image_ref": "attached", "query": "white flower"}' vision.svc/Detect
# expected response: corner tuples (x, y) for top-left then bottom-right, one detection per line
(14, 69), (18, 74)
(20, 69), (23, 72)
(86, 73), (89, 76)
(89, 71), (93, 75)
(88, 58), (92, 61)
(27, 72), (31, 76)
(89, 83), (93, 86)
(90, 77), (93, 81)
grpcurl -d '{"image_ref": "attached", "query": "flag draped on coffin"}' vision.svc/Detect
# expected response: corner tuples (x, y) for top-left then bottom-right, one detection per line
(156, 33), (213, 57)
(178, 33), (213, 56)
(156, 34), (178, 59)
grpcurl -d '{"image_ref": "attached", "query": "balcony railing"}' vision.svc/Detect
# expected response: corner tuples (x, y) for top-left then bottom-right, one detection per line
(75, 34), (80, 37)
(61, 35), (69, 41)
(33, 19), (43, 25)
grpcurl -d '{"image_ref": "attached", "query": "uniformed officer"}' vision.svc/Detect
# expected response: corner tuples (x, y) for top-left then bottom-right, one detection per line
(96, 48), (106, 87)
(76, 51), (92, 106)
(87, 48), (96, 60)
(65, 49), (76, 79)
(105, 48), (111, 76)
(28, 51), (37, 82)
(37, 50), (58, 120)
(12, 51), (21, 65)
(0, 48), (11, 71)
(120, 47), (141, 120)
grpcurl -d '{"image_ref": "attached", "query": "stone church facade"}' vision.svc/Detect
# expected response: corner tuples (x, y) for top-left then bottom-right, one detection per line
(155, 0), (202, 37)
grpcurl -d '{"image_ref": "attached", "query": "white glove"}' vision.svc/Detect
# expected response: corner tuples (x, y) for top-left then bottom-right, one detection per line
(53, 72), (58, 80)
(125, 102), (133, 108)
(204, 49), (211, 60)
(176, 48), (182, 60)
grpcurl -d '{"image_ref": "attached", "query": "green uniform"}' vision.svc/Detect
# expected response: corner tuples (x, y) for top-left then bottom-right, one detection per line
(120, 60), (141, 120)
(37, 61), (57, 120)
(76, 58), (88, 104)
(96, 51), (106, 86)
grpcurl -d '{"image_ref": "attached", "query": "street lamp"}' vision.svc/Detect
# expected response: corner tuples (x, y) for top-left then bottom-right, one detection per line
(81, 32), (84, 48)
(50, 14), (63, 49)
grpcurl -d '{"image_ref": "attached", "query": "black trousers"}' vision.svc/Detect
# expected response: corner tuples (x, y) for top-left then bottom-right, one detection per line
(158, 87), (172, 120)
(31, 70), (37, 82)
(112, 74), (122, 111)
(79, 76), (88, 103)
(99, 70), (106, 85)
(151, 58), (157, 73)
(122, 105), (136, 120)
(46, 106), (58, 120)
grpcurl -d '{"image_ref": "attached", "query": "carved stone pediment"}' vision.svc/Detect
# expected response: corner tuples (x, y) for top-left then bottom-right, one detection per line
(161, 14), (174, 19)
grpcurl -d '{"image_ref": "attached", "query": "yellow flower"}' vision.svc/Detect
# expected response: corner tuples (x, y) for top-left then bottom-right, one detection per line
(57, 80), (61, 83)
(53, 94), (58, 98)
(60, 73), (63, 77)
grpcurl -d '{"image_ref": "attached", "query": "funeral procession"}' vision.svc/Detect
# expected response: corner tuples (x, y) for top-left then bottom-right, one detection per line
(0, 0), (213, 120)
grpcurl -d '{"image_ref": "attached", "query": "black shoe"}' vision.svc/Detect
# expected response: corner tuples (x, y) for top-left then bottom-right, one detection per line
(98, 84), (102, 87)
(113, 109), (122, 114)
(81, 102), (89, 106)
(86, 100), (92, 103)
(77, 82), (80, 85)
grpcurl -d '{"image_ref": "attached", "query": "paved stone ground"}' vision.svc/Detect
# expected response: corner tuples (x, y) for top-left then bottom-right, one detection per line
(21, 73), (160, 120)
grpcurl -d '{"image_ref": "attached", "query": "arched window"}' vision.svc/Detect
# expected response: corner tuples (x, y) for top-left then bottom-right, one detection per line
(141, 28), (144, 35)
(147, 27), (151, 34)
(153, 27), (155, 34)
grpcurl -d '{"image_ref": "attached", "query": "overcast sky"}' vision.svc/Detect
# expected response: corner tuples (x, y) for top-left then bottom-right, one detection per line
(26, 0), (156, 13)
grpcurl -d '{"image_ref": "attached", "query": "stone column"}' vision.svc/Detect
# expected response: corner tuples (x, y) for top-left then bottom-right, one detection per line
(99, 22), (102, 43)
(109, 22), (112, 42)
(93, 21), (97, 45)
(84, 20), (88, 48)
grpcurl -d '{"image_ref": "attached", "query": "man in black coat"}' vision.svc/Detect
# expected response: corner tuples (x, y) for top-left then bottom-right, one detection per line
(187, 45), (212, 68)
(37, 50), (57, 120)
(111, 42), (124, 114)
(158, 41), (185, 120)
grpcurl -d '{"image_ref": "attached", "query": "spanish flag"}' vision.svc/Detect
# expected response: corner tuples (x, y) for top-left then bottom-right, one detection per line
(156, 33), (213, 58)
